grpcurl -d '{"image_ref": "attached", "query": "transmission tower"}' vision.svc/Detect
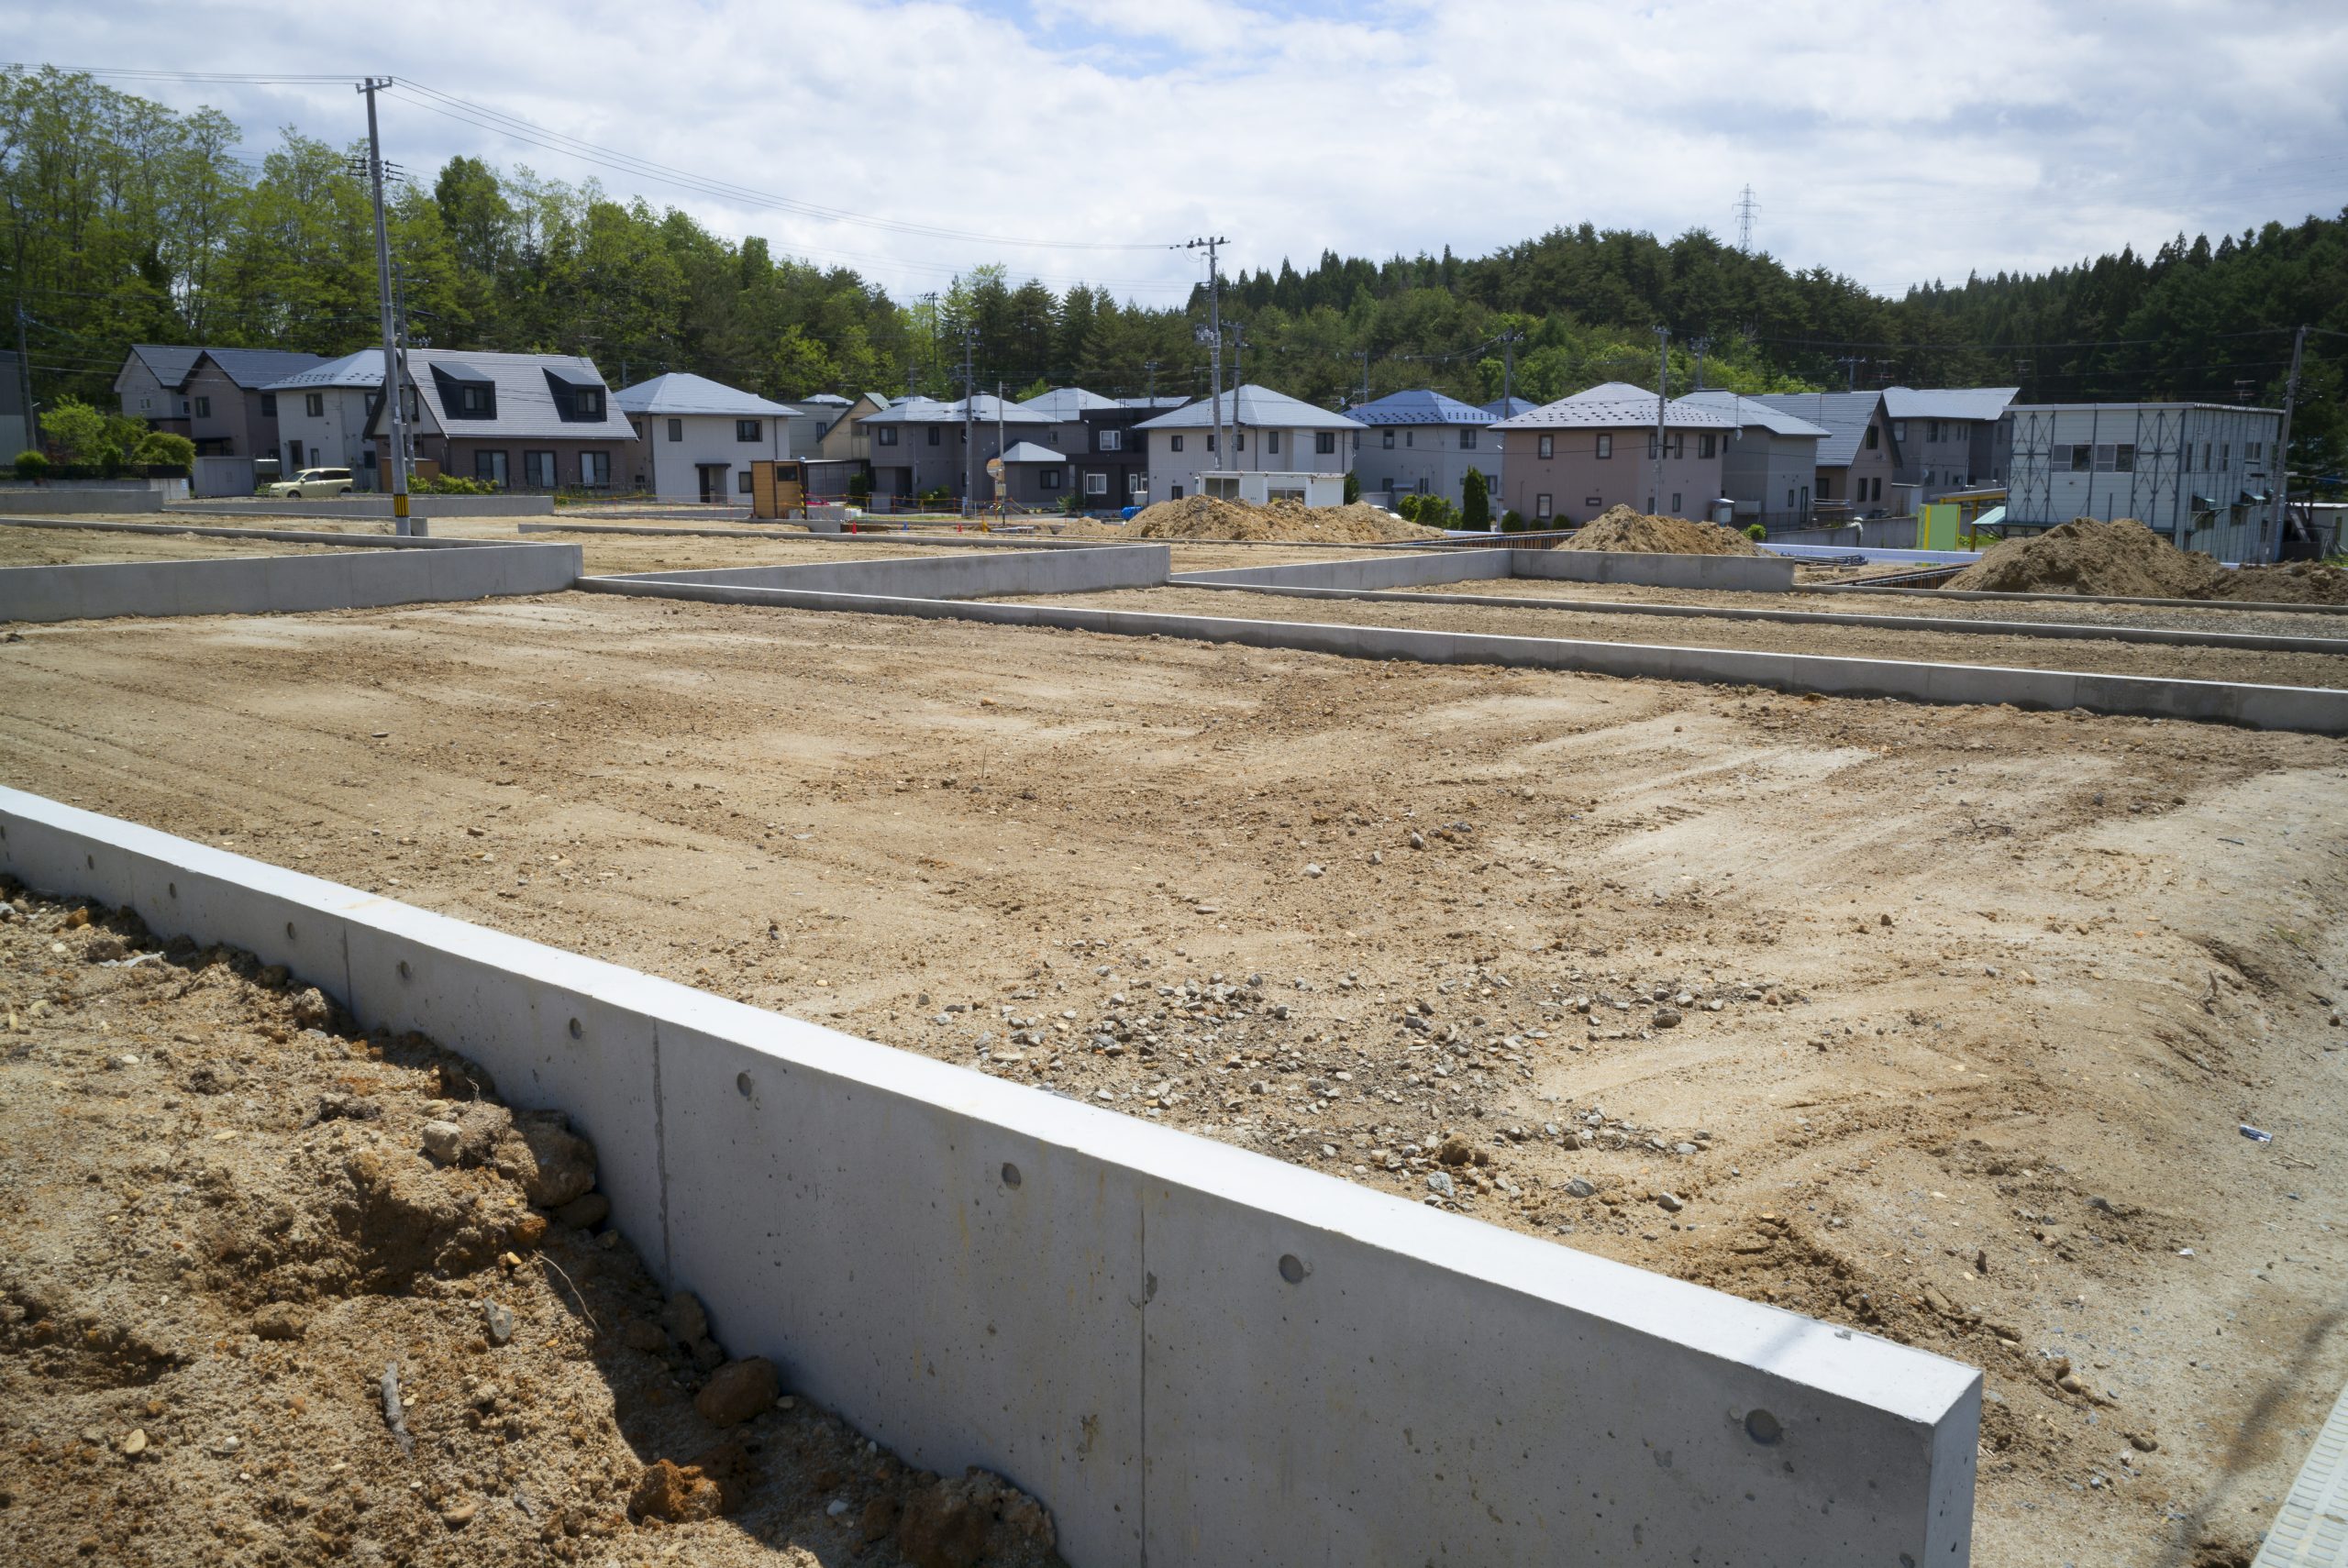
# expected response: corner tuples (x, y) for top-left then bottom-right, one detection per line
(1733, 185), (1759, 253)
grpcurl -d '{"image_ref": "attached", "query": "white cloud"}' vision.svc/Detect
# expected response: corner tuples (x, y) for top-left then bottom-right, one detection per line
(9, 0), (2343, 305)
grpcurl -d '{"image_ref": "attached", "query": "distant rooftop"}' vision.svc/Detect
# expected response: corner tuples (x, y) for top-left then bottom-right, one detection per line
(1672, 391), (1831, 438)
(1346, 389), (1494, 427)
(1882, 386), (2020, 423)
(1016, 387), (1124, 420)
(1494, 383), (1735, 431)
(1748, 391), (1891, 466)
(1135, 384), (1365, 432)
(616, 371), (798, 418)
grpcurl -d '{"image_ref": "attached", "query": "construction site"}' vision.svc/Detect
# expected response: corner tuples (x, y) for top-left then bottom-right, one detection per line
(2, 502), (2346, 1568)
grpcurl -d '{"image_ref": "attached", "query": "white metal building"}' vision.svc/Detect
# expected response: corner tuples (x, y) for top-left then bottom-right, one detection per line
(1994, 402), (2284, 561)
(616, 373), (802, 502)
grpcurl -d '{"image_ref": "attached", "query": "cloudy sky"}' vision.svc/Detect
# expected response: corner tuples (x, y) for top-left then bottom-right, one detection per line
(12, 0), (2346, 305)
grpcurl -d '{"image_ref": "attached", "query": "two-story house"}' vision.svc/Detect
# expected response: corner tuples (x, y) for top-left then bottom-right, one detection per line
(114, 345), (328, 459)
(616, 372), (799, 502)
(364, 349), (640, 492)
(1750, 392), (1903, 518)
(1883, 386), (2018, 500)
(1134, 384), (1363, 503)
(1670, 392), (1829, 529)
(858, 395), (1072, 507)
(1345, 389), (1501, 510)
(1016, 387), (1165, 510)
(262, 349), (385, 482)
(1492, 382), (1736, 525)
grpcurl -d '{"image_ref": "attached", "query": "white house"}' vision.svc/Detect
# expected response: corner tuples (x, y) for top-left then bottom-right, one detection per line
(262, 349), (385, 485)
(1134, 383), (1364, 503)
(615, 372), (801, 502)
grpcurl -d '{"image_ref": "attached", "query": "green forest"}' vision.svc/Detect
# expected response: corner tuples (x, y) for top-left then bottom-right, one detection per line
(5, 66), (2342, 485)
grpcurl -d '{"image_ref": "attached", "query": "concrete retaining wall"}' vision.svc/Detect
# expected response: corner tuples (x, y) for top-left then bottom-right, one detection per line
(604, 543), (1169, 599)
(0, 488), (167, 515)
(168, 494), (557, 520)
(0, 785), (1981, 1566)
(0, 542), (581, 624)
(1517, 548), (1798, 591)
(0, 516), (483, 550)
(1174, 549), (1509, 591)
(579, 578), (2348, 733)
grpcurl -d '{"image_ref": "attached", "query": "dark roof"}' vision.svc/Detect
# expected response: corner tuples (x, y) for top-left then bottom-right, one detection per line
(381, 349), (636, 441)
(195, 348), (331, 390)
(1748, 392), (1894, 467)
(615, 372), (797, 418)
(126, 345), (204, 389)
(1479, 396), (1538, 419)
(858, 394), (1050, 425)
(1346, 389), (1494, 427)
(1672, 391), (1831, 438)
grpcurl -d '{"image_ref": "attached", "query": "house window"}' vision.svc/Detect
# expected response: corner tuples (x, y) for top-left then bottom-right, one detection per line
(1085, 472), (1108, 496)
(1206, 434), (1216, 453)
(1098, 428), (1122, 452)
(1544, 435), (1559, 458)
(737, 419), (762, 442)
(1893, 420), (1908, 442)
(1671, 434), (1685, 458)
(876, 426), (899, 447)
(1404, 430), (1413, 447)
(284, 440), (304, 468)
(1382, 430), (1396, 449)
(667, 418), (683, 442)
(2069, 445), (2092, 472)
(1171, 435), (1184, 452)
(1459, 428), (1478, 450)
(1315, 431), (1336, 455)
(194, 395), (212, 418)
(1169, 485), (1184, 500)
(475, 449), (509, 486)
(454, 383), (495, 417)
(305, 392), (325, 418)
(2219, 443), (2229, 466)
(523, 451), (556, 489)
(1535, 493), (1553, 519)
(581, 451), (611, 488)
(927, 426), (941, 447)
(737, 469), (754, 494)
(1351, 433), (1359, 450)
(1671, 492), (1682, 513)
(1648, 436), (1659, 459)
(1698, 434), (1716, 458)
(1864, 424), (1879, 449)
(260, 393), (277, 416)
(1235, 433), (1245, 451)
(1929, 419), (1944, 442)
(1267, 431), (1280, 455)
(1128, 472), (1146, 497)
(1040, 468), (1062, 489)
(574, 389), (604, 419)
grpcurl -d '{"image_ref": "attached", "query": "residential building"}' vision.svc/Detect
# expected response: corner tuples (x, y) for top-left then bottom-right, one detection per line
(1748, 391), (1902, 517)
(1016, 387), (1160, 510)
(1344, 389), (1501, 510)
(262, 349), (385, 483)
(1994, 401), (2284, 562)
(362, 349), (639, 492)
(616, 372), (799, 502)
(0, 349), (25, 457)
(1671, 392), (1829, 528)
(1490, 382), (1734, 525)
(992, 441), (1077, 507)
(813, 392), (899, 464)
(1134, 384), (1364, 502)
(1479, 396), (1537, 421)
(857, 395), (1072, 505)
(1883, 386), (2018, 499)
(114, 345), (328, 458)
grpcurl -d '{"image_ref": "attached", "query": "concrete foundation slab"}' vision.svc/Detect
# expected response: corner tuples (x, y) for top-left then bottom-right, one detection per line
(601, 543), (1168, 599)
(0, 542), (581, 624)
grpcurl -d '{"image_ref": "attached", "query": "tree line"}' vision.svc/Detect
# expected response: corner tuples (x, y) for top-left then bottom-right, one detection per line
(5, 66), (2340, 483)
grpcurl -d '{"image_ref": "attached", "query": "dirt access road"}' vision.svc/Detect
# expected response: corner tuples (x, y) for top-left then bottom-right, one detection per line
(4, 591), (2347, 1566)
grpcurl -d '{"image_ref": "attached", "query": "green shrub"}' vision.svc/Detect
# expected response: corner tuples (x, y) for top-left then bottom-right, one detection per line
(1342, 470), (1359, 504)
(846, 471), (871, 503)
(417, 471), (497, 495)
(13, 449), (49, 481)
(1393, 492), (1421, 522)
(918, 486), (956, 510)
(1461, 468), (1491, 530)
(1499, 508), (1528, 534)
(131, 431), (195, 470)
(1414, 494), (1457, 529)
(1744, 523), (1767, 542)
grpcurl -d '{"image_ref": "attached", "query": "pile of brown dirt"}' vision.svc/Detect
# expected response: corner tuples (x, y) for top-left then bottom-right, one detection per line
(1124, 495), (1443, 544)
(1945, 517), (2348, 603)
(2209, 558), (2348, 604)
(1560, 505), (1761, 556)
(0, 885), (1063, 1568)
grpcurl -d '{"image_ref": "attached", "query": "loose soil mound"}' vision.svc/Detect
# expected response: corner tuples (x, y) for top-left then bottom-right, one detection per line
(1561, 505), (1760, 556)
(0, 885), (1063, 1568)
(1124, 494), (1444, 544)
(1945, 517), (2348, 604)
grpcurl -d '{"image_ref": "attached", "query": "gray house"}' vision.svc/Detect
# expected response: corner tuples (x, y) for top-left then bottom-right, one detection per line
(858, 395), (1075, 507)
(1749, 392), (1903, 518)
(1883, 386), (2017, 500)
(1135, 383), (1363, 502)
(1017, 387), (1162, 510)
(1345, 389), (1501, 510)
(1671, 392), (1829, 529)
(114, 345), (329, 459)
(1994, 401), (2284, 561)
(362, 348), (640, 492)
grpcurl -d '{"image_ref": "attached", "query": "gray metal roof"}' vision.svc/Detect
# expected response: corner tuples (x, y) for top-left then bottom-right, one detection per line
(379, 349), (637, 442)
(1748, 392), (1892, 467)
(1479, 396), (1538, 419)
(1494, 383), (1735, 432)
(1346, 389), (1494, 427)
(997, 441), (1067, 463)
(1135, 383), (1365, 432)
(1016, 387), (1123, 419)
(858, 394), (1051, 425)
(262, 348), (384, 392)
(1881, 386), (2019, 423)
(127, 345), (205, 389)
(193, 347), (330, 390)
(1672, 390), (1831, 438)
(615, 371), (798, 418)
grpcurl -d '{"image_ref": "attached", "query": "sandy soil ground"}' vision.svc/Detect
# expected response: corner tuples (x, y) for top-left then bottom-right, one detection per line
(4, 593), (2347, 1567)
(0, 530), (356, 568)
(0, 886), (1063, 1568)
(1006, 587), (2348, 689)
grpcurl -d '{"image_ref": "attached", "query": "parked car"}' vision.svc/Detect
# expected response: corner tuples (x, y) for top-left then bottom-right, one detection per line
(268, 467), (353, 499)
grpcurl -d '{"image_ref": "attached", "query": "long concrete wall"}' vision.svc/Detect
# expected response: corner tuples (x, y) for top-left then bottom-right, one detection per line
(1174, 549), (1510, 590)
(0, 785), (1980, 1566)
(1516, 548), (1798, 591)
(168, 495), (556, 520)
(602, 543), (1169, 599)
(577, 578), (2348, 733)
(0, 488), (168, 514)
(0, 542), (581, 624)
(0, 516), (481, 550)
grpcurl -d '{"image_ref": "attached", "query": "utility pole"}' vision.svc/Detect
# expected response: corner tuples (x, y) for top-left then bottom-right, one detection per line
(1228, 322), (1248, 469)
(1180, 237), (1228, 473)
(1143, 359), (1160, 403)
(1653, 326), (1670, 515)
(2271, 323), (2307, 562)
(995, 379), (1006, 519)
(1690, 336), (1711, 392)
(959, 326), (977, 516)
(1835, 355), (1867, 392)
(1499, 329), (1523, 405)
(359, 79), (412, 533)
(13, 300), (33, 454)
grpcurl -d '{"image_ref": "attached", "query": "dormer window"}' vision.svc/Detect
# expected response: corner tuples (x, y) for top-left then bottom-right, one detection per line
(544, 365), (608, 422)
(432, 362), (497, 420)
(457, 383), (494, 415)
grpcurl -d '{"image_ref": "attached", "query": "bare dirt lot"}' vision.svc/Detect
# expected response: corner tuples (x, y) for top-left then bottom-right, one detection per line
(1007, 586), (2348, 688)
(0, 529), (351, 568)
(4, 591), (2347, 1567)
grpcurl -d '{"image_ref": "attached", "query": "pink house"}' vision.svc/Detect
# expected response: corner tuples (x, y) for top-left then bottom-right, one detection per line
(1493, 382), (1736, 525)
